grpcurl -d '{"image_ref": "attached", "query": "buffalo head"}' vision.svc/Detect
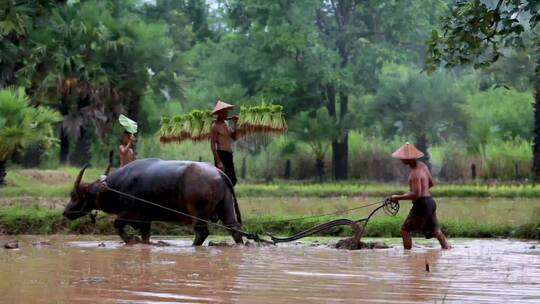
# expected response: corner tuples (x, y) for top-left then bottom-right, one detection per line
(63, 165), (109, 220)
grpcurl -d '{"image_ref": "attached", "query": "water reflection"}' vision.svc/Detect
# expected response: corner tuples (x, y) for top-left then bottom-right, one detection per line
(0, 236), (539, 303)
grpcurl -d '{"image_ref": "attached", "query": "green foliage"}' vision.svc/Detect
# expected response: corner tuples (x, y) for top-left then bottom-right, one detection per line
(290, 108), (335, 161)
(0, 87), (61, 161)
(425, 0), (540, 72)
(1, 0), (538, 184)
(463, 88), (534, 143)
(370, 70), (467, 143)
(2, 0), (192, 150)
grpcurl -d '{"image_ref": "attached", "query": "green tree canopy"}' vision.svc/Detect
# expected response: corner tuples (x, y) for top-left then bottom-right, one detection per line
(0, 87), (61, 184)
(425, 0), (540, 179)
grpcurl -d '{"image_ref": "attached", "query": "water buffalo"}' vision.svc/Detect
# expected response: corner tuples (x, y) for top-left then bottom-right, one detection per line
(63, 158), (243, 246)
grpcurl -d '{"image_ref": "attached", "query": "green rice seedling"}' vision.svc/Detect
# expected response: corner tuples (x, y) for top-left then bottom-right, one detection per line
(170, 116), (186, 142)
(236, 103), (287, 137)
(157, 117), (171, 143)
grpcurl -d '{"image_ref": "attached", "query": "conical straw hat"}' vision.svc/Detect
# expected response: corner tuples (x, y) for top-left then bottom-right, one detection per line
(212, 100), (234, 114)
(392, 142), (424, 160)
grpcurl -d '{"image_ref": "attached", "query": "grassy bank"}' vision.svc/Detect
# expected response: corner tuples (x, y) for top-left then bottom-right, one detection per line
(236, 183), (540, 198)
(1, 207), (538, 239)
(3, 168), (540, 199)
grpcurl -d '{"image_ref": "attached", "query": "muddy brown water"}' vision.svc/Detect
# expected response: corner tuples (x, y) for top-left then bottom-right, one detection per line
(1, 236), (539, 303)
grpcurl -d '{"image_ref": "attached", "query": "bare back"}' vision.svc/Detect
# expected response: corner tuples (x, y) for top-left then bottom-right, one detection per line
(408, 162), (433, 198)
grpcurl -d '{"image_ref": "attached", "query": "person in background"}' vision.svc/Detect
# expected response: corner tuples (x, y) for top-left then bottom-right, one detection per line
(119, 131), (135, 167)
(210, 100), (238, 186)
(389, 142), (450, 250)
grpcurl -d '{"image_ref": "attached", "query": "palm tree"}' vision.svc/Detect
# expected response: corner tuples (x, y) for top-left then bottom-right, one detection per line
(14, 0), (187, 165)
(0, 87), (61, 185)
(291, 108), (338, 181)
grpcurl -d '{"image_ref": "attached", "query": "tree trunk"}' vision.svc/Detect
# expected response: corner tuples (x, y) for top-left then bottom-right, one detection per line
(315, 157), (325, 182)
(533, 67), (540, 182)
(332, 138), (348, 180)
(332, 92), (349, 180)
(70, 127), (92, 166)
(325, 85), (349, 180)
(416, 133), (431, 171)
(60, 129), (70, 164)
(284, 159), (291, 179)
(0, 160), (6, 186)
(59, 96), (70, 164)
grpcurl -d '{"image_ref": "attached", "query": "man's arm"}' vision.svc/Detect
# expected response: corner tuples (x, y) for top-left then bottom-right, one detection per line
(391, 176), (422, 202)
(211, 124), (224, 170)
(119, 140), (132, 155)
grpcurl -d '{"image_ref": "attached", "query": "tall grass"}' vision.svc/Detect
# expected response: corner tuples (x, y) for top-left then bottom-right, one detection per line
(21, 132), (536, 182)
(481, 138), (531, 180)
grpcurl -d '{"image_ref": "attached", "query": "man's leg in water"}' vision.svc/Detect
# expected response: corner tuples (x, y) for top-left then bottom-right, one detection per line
(401, 228), (412, 250)
(433, 228), (450, 249)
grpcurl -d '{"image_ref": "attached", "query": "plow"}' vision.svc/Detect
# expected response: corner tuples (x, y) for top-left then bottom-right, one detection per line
(267, 198), (400, 248)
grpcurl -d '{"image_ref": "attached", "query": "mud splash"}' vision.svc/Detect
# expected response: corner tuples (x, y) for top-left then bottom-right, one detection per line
(335, 237), (389, 250)
(1, 236), (539, 303)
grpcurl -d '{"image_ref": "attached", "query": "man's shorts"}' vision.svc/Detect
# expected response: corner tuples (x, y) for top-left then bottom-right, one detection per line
(401, 196), (440, 239)
(216, 150), (237, 186)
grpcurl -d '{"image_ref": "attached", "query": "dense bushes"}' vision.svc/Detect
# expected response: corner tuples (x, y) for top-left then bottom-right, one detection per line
(115, 131), (531, 182)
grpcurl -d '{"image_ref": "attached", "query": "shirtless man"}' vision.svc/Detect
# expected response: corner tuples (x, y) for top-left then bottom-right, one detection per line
(119, 132), (135, 167)
(390, 143), (450, 250)
(210, 100), (238, 186)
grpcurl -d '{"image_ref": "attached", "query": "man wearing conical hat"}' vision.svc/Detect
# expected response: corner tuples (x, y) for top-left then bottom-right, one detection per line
(210, 100), (239, 186)
(390, 143), (450, 250)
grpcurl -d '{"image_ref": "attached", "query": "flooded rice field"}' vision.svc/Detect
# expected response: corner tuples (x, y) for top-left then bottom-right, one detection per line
(1, 236), (539, 303)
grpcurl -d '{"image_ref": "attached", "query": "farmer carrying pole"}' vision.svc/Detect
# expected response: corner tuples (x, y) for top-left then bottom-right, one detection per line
(389, 143), (450, 250)
(211, 100), (238, 186)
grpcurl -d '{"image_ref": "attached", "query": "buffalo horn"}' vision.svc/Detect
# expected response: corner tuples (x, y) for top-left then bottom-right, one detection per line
(74, 165), (88, 188)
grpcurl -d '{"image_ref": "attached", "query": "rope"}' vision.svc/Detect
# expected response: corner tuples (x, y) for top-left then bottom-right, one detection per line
(248, 200), (386, 225)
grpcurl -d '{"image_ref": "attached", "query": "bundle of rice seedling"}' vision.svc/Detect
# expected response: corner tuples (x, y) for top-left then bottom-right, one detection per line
(180, 114), (193, 140)
(159, 104), (287, 144)
(188, 110), (213, 141)
(157, 117), (172, 143)
(158, 110), (214, 143)
(237, 103), (287, 138)
(196, 111), (214, 141)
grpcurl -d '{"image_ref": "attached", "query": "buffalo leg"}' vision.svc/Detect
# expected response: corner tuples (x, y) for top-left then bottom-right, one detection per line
(114, 219), (140, 244)
(193, 222), (209, 246)
(230, 230), (243, 245)
(218, 215), (243, 245)
(139, 222), (152, 244)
